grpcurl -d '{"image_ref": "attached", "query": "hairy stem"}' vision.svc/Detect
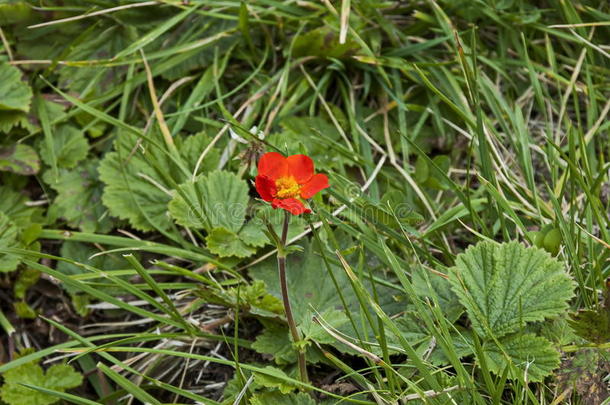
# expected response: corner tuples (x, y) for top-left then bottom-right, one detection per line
(278, 211), (309, 385)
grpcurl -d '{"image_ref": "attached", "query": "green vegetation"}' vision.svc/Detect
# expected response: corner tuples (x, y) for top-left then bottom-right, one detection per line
(0, 0), (608, 404)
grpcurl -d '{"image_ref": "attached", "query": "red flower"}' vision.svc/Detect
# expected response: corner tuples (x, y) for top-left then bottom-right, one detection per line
(255, 152), (329, 215)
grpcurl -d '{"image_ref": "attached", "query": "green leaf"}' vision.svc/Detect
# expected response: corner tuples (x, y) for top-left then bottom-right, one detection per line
(238, 220), (270, 248)
(252, 322), (297, 365)
(13, 300), (36, 319)
(299, 309), (349, 344)
(0, 110), (29, 133)
(482, 333), (560, 382)
(412, 266), (462, 322)
(14, 267), (40, 299)
(39, 125), (89, 169)
(0, 211), (21, 273)
(98, 133), (175, 232)
(0, 359), (82, 405)
(249, 239), (400, 353)
(176, 132), (220, 174)
(197, 280), (283, 318)
(100, 132), (218, 232)
(252, 366), (298, 394)
(0, 62), (32, 112)
(169, 170), (249, 233)
(205, 227), (255, 258)
(43, 160), (112, 233)
(449, 241), (574, 338)
(250, 391), (316, 405)
(251, 319), (327, 366)
(0, 186), (41, 227)
(0, 144), (40, 175)
(44, 364), (83, 391)
(229, 280), (283, 316)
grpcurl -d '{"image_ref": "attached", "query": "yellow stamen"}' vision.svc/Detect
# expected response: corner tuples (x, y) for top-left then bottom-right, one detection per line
(275, 176), (300, 198)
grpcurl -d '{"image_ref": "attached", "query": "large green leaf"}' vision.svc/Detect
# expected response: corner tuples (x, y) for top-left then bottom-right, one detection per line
(43, 160), (112, 233)
(99, 132), (217, 232)
(169, 170), (249, 233)
(249, 239), (400, 354)
(0, 359), (82, 405)
(449, 241), (574, 338)
(0, 211), (20, 273)
(482, 333), (560, 382)
(0, 62), (32, 112)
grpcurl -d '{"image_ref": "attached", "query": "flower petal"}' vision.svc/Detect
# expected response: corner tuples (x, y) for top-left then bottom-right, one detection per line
(272, 198), (310, 215)
(286, 154), (314, 184)
(258, 152), (287, 180)
(255, 175), (276, 202)
(300, 173), (329, 199)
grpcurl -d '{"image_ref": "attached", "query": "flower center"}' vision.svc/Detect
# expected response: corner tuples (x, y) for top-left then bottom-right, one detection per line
(275, 176), (300, 199)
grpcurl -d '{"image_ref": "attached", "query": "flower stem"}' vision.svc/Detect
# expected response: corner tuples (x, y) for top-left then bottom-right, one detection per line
(278, 211), (309, 385)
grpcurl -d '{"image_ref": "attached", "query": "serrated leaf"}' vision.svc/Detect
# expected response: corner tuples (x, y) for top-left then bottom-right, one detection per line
(206, 227), (255, 258)
(169, 170), (249, 232)
(0, 110), (29, 133)
(99, 130), (189, 232)
(250, 392), (316, 405)
(176, 132), (220, 173)
(44, 364), (83, 391)
(239, 220), (269, 248)
(449, 241), (574, 338)
(0, 144), (40, 175)
(299, 309), (349, 344)
(483, 333), (560, 382)
(197, 280), (283, 318)
(0, 62), (32, 112)
(251, 320), (327, 366)
(39, 125), (89, 169)
(0, 359), (82, 405)
(0, 211), (21, 273)
(99, 132), (218, 232)
(252, 366), (297, 394)
(252, 322), (297, 365)
(229, 280), (283, 316)
(43, 160), (112, 233)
